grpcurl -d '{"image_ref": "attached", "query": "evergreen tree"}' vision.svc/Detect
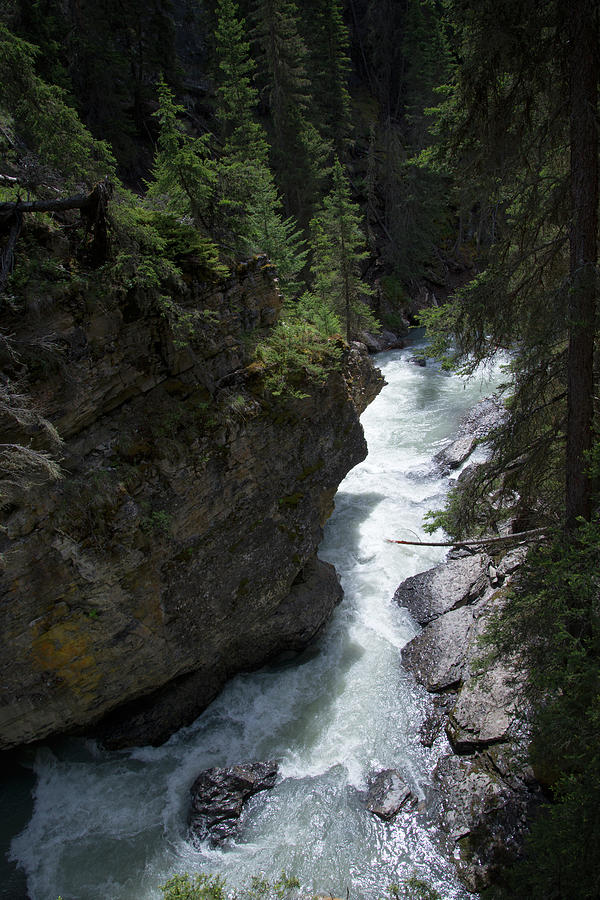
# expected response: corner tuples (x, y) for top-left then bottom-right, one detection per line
(422, 0), (599, 533)
(147, 78), (216, 232)
(250, 0), (329, 221)
(214, 0), (267, 163)
(0, 23), (115, 188)
(301, 0), (352, 156)
(213, 0), (307, 294)
(309, 158), (377, 341)
(12, 0), (179, 178)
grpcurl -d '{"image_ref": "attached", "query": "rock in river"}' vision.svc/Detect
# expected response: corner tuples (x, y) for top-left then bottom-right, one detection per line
(363, 769), (413, 820)
(189, 761), (278, 845)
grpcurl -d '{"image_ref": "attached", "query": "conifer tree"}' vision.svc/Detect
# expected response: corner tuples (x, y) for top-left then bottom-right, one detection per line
(250, 0), (328, 221)
(213, 0), (306, 294)
(12, 0), (178, 175)
(310, 158), (376, 341)
(422, 0), (599, 531)
(147, 78), (216, 231)
(301, 0), (352, 156)
(214, 0), (267, 163)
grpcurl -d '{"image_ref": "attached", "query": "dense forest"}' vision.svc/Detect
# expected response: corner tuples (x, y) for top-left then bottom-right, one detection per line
(1, 0), (599, 896)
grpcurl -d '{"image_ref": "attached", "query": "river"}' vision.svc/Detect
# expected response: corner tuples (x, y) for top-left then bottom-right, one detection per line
(7, 343), (503, 900)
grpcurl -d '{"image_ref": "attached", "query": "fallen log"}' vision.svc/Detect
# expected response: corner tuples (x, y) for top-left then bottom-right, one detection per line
(386, 527), (546, 549)
(0, 178), (113, 291)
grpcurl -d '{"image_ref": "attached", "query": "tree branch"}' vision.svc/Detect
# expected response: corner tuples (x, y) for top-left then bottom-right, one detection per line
(386, 527), (546, 549)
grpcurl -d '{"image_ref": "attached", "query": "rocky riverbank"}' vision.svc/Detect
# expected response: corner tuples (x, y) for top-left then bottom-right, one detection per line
(394, 391), (542, 894)
(396, 546), (541, 892)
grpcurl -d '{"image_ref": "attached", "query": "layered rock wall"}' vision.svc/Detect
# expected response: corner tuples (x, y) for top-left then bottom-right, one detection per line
(0, 255), (383, 749)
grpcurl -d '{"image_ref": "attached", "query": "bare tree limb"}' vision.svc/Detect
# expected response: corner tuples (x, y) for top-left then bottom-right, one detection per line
(386, 527), (546, 548)
(0, 178), (113, 292)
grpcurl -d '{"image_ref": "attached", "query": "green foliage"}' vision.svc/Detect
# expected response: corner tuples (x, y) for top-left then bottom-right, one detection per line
(388, 875), (441, 899)
(242, 170), (308, 298)
(310, 158), (378, 341)
(0, 23), (115, 187)
(418, 0), (583, 533)
(250, 0), (329, 221)
(161, 873), (227, 900)
(214, 0), (267, 163)
(141, 509), (172, 536)
(482, 514), (600, 898)
(160, 872), (300, 900)
(301, 0), (352, 155)
(108, 192), (183, 292)
(254, 318), (342, 400)
(148, 78), (217, 231)
(292, 292), (342, 339)
(11, 0), (179, 172)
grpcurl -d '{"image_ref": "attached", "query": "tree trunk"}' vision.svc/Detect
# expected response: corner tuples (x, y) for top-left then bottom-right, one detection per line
(565, 0), (598, 528)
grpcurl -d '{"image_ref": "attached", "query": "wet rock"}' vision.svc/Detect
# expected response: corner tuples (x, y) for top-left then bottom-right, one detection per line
(401, 602), (480, 692)
(189, 761), (278, 846)
(446, 663), (520, 752)
(363, 769), (413, 820)
(394, 553), (490, 625)
(497, 545), (528, 576)
(419, 695), (453, 748)
(409, 355), (427, 366)
(434, 397), (506, 474)
(459, 396), (506, 439)
(434, 434), (477, 473)
(357, 330), (404, 353)
(397, 543), (539, 891)
(432, 753), (540, 892)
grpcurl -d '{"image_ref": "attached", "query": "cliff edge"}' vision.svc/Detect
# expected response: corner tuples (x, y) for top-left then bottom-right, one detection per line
(0, 252), (384, 749)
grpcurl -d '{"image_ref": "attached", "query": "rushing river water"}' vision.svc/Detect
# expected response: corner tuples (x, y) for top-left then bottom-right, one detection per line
(7, 344), (503, 900)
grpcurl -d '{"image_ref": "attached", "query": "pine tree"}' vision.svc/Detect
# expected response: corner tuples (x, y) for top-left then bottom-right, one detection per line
(0, 23), (115, 188)
(13, 0), (179, 175)
(214, 0), (267, 163)
(250, 0), (329, 221)
(213, 0), (307, 294)
(310, 158), (377, 341)
(422, 0), (599, 532)
(147, 78), (216, 231)
(301, 0), (352, 156)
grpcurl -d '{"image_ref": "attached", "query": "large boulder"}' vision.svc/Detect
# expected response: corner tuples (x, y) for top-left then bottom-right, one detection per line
(401, 601), (480, 692)
(394, 553), (490, 625)
(432, 754), (539, 893)
(362, 769), (413, 820)
(434, 397), (506, 474)
(189, 761), (278, 846)
(446, 662), (520, 752)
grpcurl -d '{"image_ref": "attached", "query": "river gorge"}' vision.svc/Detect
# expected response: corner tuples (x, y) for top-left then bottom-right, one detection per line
(2, 343), (506, 900)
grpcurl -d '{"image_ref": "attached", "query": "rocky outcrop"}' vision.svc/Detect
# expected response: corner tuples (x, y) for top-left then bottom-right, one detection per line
(362, 769), (413, 820)
(434, 397), (506, 474)
(396, 547), (540, 892)
(357, 331), (404, 353)
(189, 761), (278, 846)
(0, 254), (384, 750)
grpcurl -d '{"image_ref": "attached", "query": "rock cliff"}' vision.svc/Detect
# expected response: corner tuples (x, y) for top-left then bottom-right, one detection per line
(0, 253), (384, 750)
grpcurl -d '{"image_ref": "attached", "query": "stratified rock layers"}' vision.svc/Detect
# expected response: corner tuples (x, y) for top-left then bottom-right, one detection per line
(0, 256), (384, 749)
